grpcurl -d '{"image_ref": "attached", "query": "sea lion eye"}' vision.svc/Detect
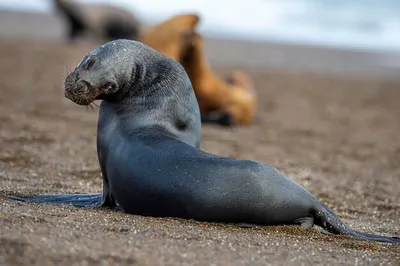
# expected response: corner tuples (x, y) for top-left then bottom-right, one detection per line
(175, 120), (188, 131)
(85, 55), (96, 70)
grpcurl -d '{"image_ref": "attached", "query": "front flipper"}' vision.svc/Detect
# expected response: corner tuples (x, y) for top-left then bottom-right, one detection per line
(294, 217), (315, 230)
(100, 175), (116, 207)
(8, 193), (103, 207)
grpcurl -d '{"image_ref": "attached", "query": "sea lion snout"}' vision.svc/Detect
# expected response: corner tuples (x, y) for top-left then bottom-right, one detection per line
(64, 69), (119, 105)
(64, 71), (95, 105)
(75, 80), (90, 94)
(64, 80), (88, 98)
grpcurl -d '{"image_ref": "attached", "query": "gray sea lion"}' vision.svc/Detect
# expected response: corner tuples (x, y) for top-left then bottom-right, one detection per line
(9, 40), (399, 244)
(52, 0), (141, 42)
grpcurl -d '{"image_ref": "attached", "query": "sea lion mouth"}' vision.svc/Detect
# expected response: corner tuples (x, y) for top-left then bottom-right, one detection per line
(64, 80), (118, 106)
(64, 92), (93, 106)
(65, 94), (93, 106)
(64, 80), (96, 106)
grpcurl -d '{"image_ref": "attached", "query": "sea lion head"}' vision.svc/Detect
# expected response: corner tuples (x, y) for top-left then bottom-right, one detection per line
(64, 40), (156, 105)
(64, 39), (188, 107)
(64, 53), (119, 106)
(64, 39), (202, 147)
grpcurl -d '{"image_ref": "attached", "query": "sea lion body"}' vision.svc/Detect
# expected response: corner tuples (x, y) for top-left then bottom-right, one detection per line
(53, 0), (141, 41)
(9, 40), (399, 244)
(181, 31), (257, 126)
(99, 125), (317, 223)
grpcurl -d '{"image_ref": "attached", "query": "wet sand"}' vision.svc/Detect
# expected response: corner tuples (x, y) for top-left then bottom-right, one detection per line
(0, 10), (399, 266)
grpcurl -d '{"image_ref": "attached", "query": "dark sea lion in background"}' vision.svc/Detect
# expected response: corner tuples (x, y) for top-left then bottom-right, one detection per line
(180, 31), (257, 126)
(8, 40), (399, 244)
(52, 0), (141, 42)
(138, 14), (200, 62)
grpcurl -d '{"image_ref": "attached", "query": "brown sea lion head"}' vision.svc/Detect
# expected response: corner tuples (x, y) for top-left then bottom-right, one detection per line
(140, 13), (201, 61)
(154, 13), (200, 31)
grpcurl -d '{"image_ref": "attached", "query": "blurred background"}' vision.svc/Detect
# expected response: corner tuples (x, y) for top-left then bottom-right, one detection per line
(1, 1), (400, 265)
(1, 0), (400, 76)
(2, 0), (400, 50)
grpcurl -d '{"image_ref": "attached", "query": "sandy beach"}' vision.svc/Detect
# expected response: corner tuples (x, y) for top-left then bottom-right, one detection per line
(0, 10), (399, 266)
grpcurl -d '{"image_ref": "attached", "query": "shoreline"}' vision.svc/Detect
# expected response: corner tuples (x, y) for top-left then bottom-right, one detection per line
(1, 9), (400, 80)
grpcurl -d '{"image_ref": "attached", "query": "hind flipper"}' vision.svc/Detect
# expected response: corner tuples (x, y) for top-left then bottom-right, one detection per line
(349, 230), (400, 244)
(317, 204), (400, 244)
(294, 217), (314, 230)
(314, 226), (334, 236)
(8, 193), (103, 207)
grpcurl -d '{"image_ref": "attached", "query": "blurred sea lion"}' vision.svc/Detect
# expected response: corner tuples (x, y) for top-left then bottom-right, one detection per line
(139, 14), (200, 62)
(52, 0), (141, 42)
(180, 31), (257, 126)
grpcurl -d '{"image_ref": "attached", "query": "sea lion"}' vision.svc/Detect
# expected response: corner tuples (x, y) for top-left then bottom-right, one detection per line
(52, 0), (141, 42)
(180, 30), (257, 126)
(138, 14), (200, 62)
(8, 39), (399, 244)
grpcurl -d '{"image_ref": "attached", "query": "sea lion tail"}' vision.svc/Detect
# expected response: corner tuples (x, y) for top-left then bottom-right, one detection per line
(8, 193), (103, 207)
(315, 202), (400, 244)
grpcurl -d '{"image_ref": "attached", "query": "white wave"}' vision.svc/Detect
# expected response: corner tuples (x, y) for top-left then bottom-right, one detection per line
(1, 0), (400, 52)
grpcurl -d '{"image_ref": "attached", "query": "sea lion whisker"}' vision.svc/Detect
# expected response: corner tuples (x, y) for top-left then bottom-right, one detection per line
(89, 103), (98, 110)
(83, 103), (93, 111)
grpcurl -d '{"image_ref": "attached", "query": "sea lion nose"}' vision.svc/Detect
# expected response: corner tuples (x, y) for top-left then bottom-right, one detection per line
(76, 81), (89, 94)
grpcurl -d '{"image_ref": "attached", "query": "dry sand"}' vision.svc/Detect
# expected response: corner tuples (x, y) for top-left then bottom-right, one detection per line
(0, 10), (399, 266)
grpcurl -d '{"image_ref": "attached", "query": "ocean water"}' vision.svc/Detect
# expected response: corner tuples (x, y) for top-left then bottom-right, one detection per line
(0, 0), (400, 52)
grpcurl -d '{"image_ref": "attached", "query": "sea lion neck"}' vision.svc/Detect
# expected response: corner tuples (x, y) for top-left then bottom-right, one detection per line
(102, 58), (183, 106)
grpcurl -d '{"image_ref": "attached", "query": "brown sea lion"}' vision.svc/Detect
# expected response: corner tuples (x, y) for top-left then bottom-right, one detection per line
(52, 0), (141, 42)
(139, 14), (200, 62)
(180, 31), (257, 126)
